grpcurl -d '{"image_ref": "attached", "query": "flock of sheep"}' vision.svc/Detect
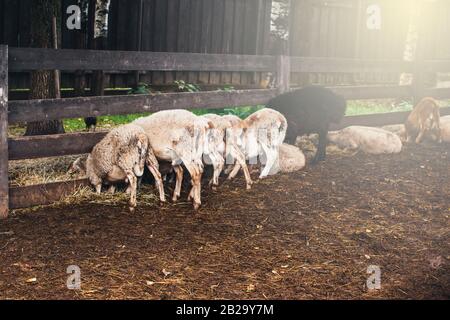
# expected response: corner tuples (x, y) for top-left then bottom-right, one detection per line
(70, 86), (449, 211)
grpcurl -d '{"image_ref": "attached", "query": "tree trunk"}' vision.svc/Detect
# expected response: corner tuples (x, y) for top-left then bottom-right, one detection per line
(25, 0), (65, 136)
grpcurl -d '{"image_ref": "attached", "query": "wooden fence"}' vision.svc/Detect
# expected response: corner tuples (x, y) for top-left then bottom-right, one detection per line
(1, 0), (272, 89)
(1, 45), (450, 218)
(289, 0), (450, 86)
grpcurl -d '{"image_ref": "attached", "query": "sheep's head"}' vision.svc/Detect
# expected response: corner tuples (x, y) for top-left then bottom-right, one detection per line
(68, 157), (87, 176)
(133, 133), (149, 177)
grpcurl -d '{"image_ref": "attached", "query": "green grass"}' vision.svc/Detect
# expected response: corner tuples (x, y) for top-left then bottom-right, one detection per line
(191, 106), (264, 118)
(345, 100), (414, 116)
(63, 113), (150, 132)
(62, 107), (264, 132)
(62, 101), (415, 133)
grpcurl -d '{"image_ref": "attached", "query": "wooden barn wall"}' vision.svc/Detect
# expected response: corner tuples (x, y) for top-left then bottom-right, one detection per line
(0, 0), (272, 90)
(289, 0), (450, 87)
(3, 0), (450, 91)
(106, 0), (272, 88)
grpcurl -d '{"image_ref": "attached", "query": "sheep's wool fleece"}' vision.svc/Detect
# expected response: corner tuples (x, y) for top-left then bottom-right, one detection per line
(271, 143), (306, 174)
(441, 116), (450, 142)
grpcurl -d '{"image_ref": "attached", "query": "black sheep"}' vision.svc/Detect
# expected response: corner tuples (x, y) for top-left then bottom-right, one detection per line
(84, 117), (97, 132)
(267, 86), (347, 163)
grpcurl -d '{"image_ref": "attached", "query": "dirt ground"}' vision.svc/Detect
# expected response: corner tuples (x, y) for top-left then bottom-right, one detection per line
(0, 143), (449, 300)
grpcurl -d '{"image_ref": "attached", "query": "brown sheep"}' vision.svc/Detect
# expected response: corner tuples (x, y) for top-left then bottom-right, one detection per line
(405, 97), (441, 144)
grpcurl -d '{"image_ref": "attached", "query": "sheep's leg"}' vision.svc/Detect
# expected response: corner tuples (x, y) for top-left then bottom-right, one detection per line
(125, 184), (132, 195)
(223, 164), (234, 175)
(108, 185), (116, 194)
(137, 176), (142, 191)
(147, 159), (166, 202)
(147, 167), (166, 203)
(183, 163), (202, 210)
(191, 172), (202, 210)
(227, 163), (241, 180)
(90, 175), (102, 194)
(405, 127), (413, 144)
(172, 165), (184, 202)
(259, 145), (278, 179)
(416, 123), (426, 144)
(434, 120), (442, 143)
(230, 146), (253, 189)
(209, 153), (224, 188)
(125, 171), (137, 212)
(312, 129), (328, 164)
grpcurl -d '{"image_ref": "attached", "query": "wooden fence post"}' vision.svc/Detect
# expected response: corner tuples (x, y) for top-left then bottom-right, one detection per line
(0, 45), (9, 219)
(276, 55), (291, 94)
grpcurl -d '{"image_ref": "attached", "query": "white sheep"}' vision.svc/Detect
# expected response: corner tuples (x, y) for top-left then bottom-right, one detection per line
(328, 126), (403, 155)
(381, 124), (406, 141)
(134, 110), (211, 210)
(85, 124), (165, 211)
(276, 143), (306, 174)
(440, 115), (450, 142)
(228, 108), (287, 179)
(201, 114), (227, 188)
(201, 114), (253, 189)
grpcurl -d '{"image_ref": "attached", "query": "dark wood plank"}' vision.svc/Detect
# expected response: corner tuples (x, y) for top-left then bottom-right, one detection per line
(231, 0), (245, 84)
(9, 179), (91, 209)
(209, 0), (224, 85)
(241, 0), (258, 85)
(290, 57), (414, 73)
(0, 45), (8, 218)
(3, 0), (19, 46)
(332, 107), (450, 130)
(141, 0), (155, 52)
(187, 0), (202, 83)
(327, 85), (413, 100)
(8, 47), (276, 72)
(165, 0), (178, 84)
(424, 60), (450, 72)
(426, 87), (450, 99)
(220, 0), (235, 84)
(152, 0), (168, 85)
(198, 0), (213, 84)
(9, 131), (107, 160)
(176, 0), (190, 81)
(8, 89), (279, 124)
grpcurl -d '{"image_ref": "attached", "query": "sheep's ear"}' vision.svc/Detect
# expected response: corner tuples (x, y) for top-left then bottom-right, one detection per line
(207, 121), (215, 130)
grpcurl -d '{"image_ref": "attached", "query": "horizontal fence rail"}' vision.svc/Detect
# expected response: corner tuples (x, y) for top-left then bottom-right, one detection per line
(8, 48), (277, 72)
(423, 60), (450, 73)
(333, 107), (450, 130)
(9, 47), (445, 74)
(8, 89), (279, 124)
(290, 57), (414, 74)
(9, 132), (107, 160)
(327, 85), (413, 100)
(9, 179), (90, 210)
